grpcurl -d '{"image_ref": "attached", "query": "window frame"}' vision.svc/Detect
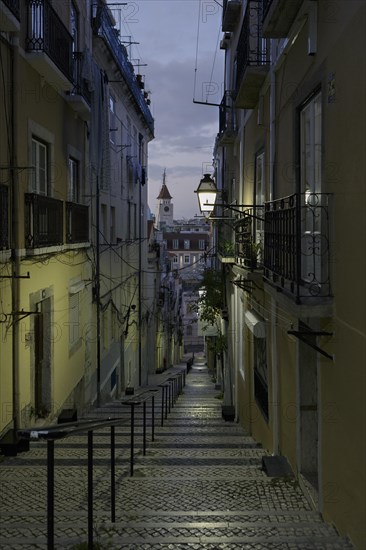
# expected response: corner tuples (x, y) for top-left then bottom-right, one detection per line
(32, 137), (48, 196)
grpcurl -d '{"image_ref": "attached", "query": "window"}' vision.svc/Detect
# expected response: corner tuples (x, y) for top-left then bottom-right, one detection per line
(173, 239), (179, 249)
(128, 202), (137, 240)
(254, 150), (265, 259)
(110, 206), (116, 243)
(184, 255), (190, 264)
(300, 91), (322, 284)
(173, 255), (178, 264)
(138, 133), (144, 165)
(101, 204), (108, 243)
(109, 94), (117, 144)
(68, 157), (79, 203)
(184, 240), (190, 250)
(300, 91), (322, 196)
(70, 2), (79, 51)
(199, 239), (205, 250)
(32, 138), (48, 195)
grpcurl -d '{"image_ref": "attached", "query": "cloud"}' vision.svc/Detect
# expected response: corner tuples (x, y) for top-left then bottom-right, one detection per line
(109, 0), (223, 218)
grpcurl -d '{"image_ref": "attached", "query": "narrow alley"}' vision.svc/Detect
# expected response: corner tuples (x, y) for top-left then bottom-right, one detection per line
(0, 359), (354, 549)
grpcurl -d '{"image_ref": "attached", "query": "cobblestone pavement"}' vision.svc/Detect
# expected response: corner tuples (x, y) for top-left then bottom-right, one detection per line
(0, 361), (355, 549)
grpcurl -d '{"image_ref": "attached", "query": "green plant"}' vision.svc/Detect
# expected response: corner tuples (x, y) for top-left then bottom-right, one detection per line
(194, 269), (228, 355)
(218, 240), (234, 256)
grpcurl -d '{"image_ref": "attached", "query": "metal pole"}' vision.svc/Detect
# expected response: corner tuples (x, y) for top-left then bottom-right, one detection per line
(160, 386), (164, 426)
(88, 431), (93, 549)
(165, 385), (168, 419)
(143, 401), (146, 455)
(130, 404), (135, 476)
(152, 395), (155, 441)
(111, 426), (116, 523)
(47, 440), (54, 550)
(96, 175), (101, 406)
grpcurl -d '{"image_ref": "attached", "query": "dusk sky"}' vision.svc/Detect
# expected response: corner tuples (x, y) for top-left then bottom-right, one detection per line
(108, 0), (224, 219)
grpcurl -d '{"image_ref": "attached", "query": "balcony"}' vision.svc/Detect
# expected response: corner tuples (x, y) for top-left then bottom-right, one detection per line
(25, 0), (73, 91)
(65, 52), (92, 119)
(92, 2), (154, 135)
(234, 208), (264, 272)
(263, 193), (331, 304)
(25, 193), (63, 249)
(222, 0), (241, 32)
(0, 185), (9, 249)
(262, 0), (303, 38)
(218, 91), (237, 145)
(66, 202), (89, 244)
(0, 0), (20, 31)
(235, 1), (270, 109)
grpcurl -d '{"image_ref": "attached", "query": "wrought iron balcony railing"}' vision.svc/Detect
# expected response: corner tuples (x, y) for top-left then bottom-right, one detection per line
(219, 91), (237, 142)
(0, 184), (9, 249)
(25, 193), (63, 248)
(26, 0), (73, 82)
(263, 193), (331, 302)
(66, 202), (89, 244)
(235, 1), (270, 107)
(70, 52), (92, 105)
(92, 2), (154, 135)
(2, 0), (20, 20)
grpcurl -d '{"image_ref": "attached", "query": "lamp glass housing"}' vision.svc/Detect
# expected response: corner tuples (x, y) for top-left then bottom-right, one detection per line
(195, 173), (218, 213)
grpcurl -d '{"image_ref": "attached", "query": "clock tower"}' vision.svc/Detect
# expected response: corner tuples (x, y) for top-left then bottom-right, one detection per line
(156, 169), (173, 229)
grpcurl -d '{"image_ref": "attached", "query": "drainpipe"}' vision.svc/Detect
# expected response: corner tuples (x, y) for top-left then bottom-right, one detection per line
(269, 45), (279, 455)
(138, 177), (142, 386)
(96, 175), (101, 406)
(11, 36), (20, 430)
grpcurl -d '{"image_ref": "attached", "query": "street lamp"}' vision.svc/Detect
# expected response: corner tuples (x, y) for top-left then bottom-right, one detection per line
(194, 173), (219, 214)
(194, 174), (266, 222)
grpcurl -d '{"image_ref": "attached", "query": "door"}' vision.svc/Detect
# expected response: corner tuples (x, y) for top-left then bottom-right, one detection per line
(34, 298), (51, 417)
(298, 321), (319, 491)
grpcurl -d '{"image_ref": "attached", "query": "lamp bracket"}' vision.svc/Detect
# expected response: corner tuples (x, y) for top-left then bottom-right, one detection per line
(287, 330), (333, 361)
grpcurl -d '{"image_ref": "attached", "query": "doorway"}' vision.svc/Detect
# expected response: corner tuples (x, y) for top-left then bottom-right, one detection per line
(298, 321), (319, 493)
(34, 297), (52, 417)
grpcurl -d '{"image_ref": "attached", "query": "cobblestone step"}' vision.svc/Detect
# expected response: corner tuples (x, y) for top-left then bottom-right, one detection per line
(0, 363), (354, 549)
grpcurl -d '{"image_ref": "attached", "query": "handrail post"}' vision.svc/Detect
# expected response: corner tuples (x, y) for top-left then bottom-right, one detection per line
(143, 401), (147, 456)
(47, 439), (54, 550)
(160, 385), (164, 426)
(111, 425), (116, 523)
(130, 404), (135, 477)
(88, 430), (93, 549)
(152, 395), (155, 441)
(165, 385), (168, 419)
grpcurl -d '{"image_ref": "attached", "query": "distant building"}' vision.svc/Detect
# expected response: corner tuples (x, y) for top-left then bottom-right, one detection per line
(155, 170), (174, 230)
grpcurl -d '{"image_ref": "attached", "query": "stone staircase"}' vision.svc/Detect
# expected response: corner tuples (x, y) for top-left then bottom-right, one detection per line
(0, 363), (355, 549)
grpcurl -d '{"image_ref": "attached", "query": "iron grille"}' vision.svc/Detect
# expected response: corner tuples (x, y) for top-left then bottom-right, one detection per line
(3, 0), (20, 19)
(263, 193), (332, 302)
(26, 0), (73, 82)
(236, 0), (269, 91)
(219, 91), (236, 135)
(25, 193), (63, 248)
(66, 202), (89, 243)
(70, 52), (92, 105)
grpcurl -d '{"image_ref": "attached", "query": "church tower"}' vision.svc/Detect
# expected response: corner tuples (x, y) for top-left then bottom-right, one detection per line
(156, 169), (173, 229)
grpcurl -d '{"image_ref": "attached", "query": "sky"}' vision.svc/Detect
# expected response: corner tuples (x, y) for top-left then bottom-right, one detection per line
(107, 0), (224, 219)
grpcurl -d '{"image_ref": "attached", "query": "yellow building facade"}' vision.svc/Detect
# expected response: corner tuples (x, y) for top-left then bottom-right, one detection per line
(215, 1), (365, 547)
(0, 0), (154, 442)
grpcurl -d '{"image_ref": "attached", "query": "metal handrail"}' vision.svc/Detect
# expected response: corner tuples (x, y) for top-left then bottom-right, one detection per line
(17, 369), (186, 549)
